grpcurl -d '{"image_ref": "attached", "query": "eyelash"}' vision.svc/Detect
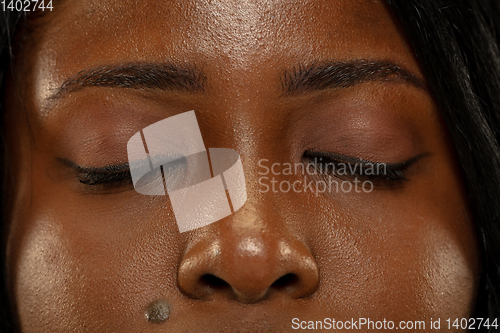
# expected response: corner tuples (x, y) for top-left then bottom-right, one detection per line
(302, 150), (425, 185)
(67, 151), (423, 191)
(74, 164), (132, 186)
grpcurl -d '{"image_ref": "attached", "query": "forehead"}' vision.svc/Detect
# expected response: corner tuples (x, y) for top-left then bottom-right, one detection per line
(29, 0), (419, 104)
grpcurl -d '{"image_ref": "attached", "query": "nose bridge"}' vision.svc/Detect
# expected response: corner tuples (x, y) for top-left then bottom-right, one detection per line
(198, 76), (290, 199)
(199, 57), (285, 145)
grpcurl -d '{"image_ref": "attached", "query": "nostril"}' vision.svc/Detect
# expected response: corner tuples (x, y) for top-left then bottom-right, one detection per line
(272, 273), (299, 290)
(178, 237), (320, 302)
(200, 274), (230, 290)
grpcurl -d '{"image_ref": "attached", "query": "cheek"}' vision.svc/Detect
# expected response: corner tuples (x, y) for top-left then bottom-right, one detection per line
(423, 230), (478, 316)
(302, 167), (478, 321)
(307, 206), (477, 321)
(8, 176), (185, 332)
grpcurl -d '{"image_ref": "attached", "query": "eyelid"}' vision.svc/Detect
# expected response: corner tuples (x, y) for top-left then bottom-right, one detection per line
(302, 150), (428, 183)
(60, 158), (132, 186)
(303, 151), (427, 167)
(60, 158), (130, 173)
(75, 163), (130, 174)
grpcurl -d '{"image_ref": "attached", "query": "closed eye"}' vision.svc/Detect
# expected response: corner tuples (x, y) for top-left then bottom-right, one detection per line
(76, 164), (132, 186)
(302, 150), (427, 186)
(60, 159), (132, 186)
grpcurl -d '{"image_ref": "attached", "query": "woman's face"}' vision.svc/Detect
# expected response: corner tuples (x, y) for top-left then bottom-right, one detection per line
(4, 0), (479, 332)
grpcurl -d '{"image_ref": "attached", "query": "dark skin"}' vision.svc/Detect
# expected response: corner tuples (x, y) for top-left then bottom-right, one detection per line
(4, 0), (479, 332)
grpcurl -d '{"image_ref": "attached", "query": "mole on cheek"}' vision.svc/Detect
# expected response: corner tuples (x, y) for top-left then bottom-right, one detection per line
(144, 299), (171, 323)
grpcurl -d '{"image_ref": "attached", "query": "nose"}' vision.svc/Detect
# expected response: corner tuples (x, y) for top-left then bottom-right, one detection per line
(177, 223), (319, 303)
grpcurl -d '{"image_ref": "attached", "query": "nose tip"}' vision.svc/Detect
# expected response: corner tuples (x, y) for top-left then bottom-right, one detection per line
(178, 232), (319, 303)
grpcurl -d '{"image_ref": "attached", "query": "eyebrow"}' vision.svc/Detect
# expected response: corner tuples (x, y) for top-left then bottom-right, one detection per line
(50, 62), (206, 99)
(281, 60), (427, 95)
(50, 59), (425, 99)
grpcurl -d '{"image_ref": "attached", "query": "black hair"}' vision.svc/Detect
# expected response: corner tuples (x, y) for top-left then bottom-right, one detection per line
(1, 1), (500, 332)
(0, 8), (25, 333)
